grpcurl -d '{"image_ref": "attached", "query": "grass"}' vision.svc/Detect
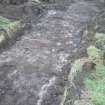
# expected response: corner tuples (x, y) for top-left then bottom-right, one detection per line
(68, 58), (89, 85)
(84, 64), (105, 105)
(0, 16), (21, 32)
(95, 33), (105, 51)
(0, 16), (20, 28)
(61, 32), (105, 105)
(0, 16), (23, 44)
(0, 16), (12, 27)
(83, 33), (105, 105)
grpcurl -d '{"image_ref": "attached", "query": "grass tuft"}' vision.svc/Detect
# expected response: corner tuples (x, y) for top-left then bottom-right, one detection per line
(0, 16), (24, 45)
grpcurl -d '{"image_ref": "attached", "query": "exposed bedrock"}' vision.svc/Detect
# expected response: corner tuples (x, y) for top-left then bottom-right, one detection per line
(0, 0), (104, 105)
(0, 0), (28, 5)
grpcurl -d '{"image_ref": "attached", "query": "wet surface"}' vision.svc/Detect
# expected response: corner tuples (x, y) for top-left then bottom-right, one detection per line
(0, 0), (104, 105)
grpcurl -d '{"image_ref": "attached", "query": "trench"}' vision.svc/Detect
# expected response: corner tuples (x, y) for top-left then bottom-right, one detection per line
(0, 0), (105, 105)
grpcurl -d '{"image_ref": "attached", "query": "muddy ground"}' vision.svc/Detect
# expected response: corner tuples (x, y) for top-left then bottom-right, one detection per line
(0, 0), (105, 105)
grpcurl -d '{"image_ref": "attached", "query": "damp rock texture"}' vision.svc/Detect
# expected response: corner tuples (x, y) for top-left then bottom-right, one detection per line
(0, 0), (42, 19)
(0, 0), (104, 105)
(0, 0), (28, 5)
